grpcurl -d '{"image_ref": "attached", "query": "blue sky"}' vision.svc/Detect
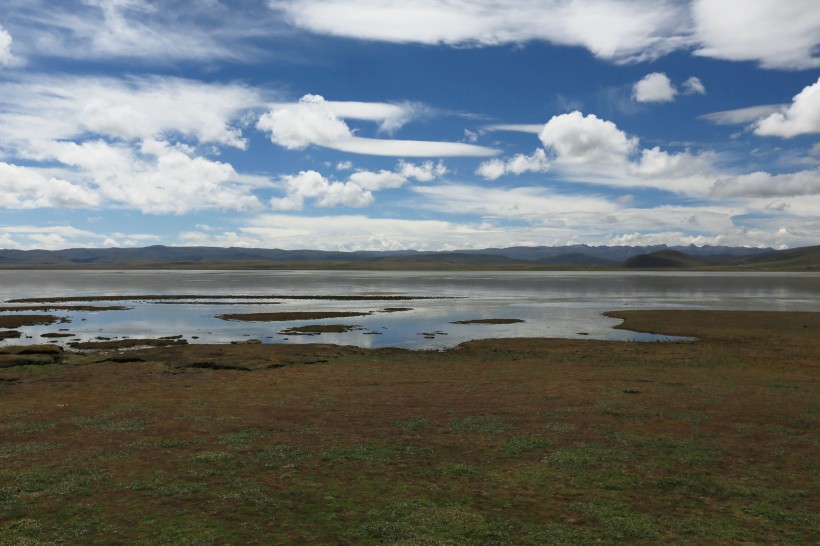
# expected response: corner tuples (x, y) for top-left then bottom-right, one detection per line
(1, 0), (819, 251)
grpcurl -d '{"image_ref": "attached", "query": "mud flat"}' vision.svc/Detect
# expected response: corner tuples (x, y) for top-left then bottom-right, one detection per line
(217, 311), (372, 322)
(9, 294), (450, 304)
(0, 310), (817, 544)
(450, 318), (526, 325)
(279, 324), (363, 335)
(0, 314), (63, 329)
(0, 305), (129, 312)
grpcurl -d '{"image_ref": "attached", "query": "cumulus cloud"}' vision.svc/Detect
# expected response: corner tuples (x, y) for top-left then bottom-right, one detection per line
(397, 160), (448, 182)
(271, 170), (373, 211)
(633, 72), (677, 103)
(754, 77), (820, 137)
(692, 0), (820, 69)
(0, 162), (99, 209)
(534, 111), (718, 194)
(270, 160), (447, 211)
(633, 73), (705, 103)
(0, 75), (275, 214)
(682, 76), (706, 95)
(270, 0), (689, 63)
(539, 111), (638, 165)
(476, 149), (550, 180)
(257, 94), (498, 157)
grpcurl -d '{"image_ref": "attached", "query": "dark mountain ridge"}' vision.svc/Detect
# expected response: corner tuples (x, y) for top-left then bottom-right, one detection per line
(1, 243), (816, 270)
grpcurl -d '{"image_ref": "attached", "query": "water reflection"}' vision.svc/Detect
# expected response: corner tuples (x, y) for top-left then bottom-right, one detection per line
(1, 270), (818, 349)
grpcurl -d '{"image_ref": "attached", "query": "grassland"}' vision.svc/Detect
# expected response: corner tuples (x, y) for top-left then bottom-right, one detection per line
(0, 310), (818, 544)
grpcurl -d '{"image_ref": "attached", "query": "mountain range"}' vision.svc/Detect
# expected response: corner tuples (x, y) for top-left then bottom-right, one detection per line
(0, 244), (818, 271)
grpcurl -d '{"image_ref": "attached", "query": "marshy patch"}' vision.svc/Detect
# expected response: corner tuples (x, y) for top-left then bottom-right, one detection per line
(0, 330), (21, 339)
(68, 338), (188, 350)
(450, 318), (525, 325)
(279, 324), (363, 336)
(218, 311), (371, 322)
(0, 315), (64, 329)
(382, 307), (413, 313)
(0, 305), (130, 312)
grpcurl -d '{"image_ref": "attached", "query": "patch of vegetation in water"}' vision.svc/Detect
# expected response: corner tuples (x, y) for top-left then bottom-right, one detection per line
(450, 318), (525, 325)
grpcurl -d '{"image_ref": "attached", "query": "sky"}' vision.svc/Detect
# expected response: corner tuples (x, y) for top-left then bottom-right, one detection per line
(1, 0), (819, 251)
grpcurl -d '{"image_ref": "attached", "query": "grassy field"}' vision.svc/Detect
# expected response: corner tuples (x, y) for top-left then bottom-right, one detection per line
(1, 310), (818, 544)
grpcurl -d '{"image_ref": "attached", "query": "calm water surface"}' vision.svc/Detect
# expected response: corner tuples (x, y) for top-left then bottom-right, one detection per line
(1, 270), (818, 349)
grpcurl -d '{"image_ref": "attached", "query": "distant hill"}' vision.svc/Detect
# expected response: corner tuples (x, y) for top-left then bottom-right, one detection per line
(0, 243), (815, 270)
(741, 245), (820, 271)
(623, 250), (719, 269)
(623, 245), (820, 271)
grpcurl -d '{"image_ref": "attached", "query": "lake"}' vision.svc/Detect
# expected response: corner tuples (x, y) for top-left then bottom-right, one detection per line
(1, 270), (818, 349)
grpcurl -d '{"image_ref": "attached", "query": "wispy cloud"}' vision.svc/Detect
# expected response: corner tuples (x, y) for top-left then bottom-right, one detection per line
(257, 94), (498, 157)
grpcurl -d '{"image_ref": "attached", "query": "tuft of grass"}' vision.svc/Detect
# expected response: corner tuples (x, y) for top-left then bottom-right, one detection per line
(121, 472), (207, 500)
(356, 500), (515, 544)
(191, 451), (234, 463)
(321, 443), (434, 463)
(501, 434), (552, 455)
(0, 441), (63, 458)
(394, 416), (432, 431)
(71, 413), (150, 432)
(449, 415), (510, 434)
(217, 428), (268, 449)
(251, 444), (311, 469)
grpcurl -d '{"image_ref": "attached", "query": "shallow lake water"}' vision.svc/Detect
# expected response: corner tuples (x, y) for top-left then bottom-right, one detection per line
(1, 270), (818, 349)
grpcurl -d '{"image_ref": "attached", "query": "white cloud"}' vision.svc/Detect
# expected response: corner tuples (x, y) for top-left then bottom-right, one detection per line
(682, 76), (706, 95)
(0, 75), (274, 214)
(754, 77), (820, 138)
(257, 94), (498, 157)
(271, 170), (373, 211)
(692, 0), (820, 69)
(700, 104), (785, 125)
(347, 170), (407, 191)
(326, 100), (428, 133)
(0, 224), (160, 250)
(4, 0), (278, 63)
(270, 160), (447, 210)
(633, 72), (677, 103)
(397, 160), (448, 182)
(535, 111), (718, 194)
(486, 124), (546, 134)
(0, 25), (21, 67)
(413, 183), (617, 219)
(476, 149), (550, 180)
(270, 0), (689, 63)
(0, 75), (262, 150)
(0, 162), (99, 209)
(539, 111), (637, 165)
(711, 168), (820, 198)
